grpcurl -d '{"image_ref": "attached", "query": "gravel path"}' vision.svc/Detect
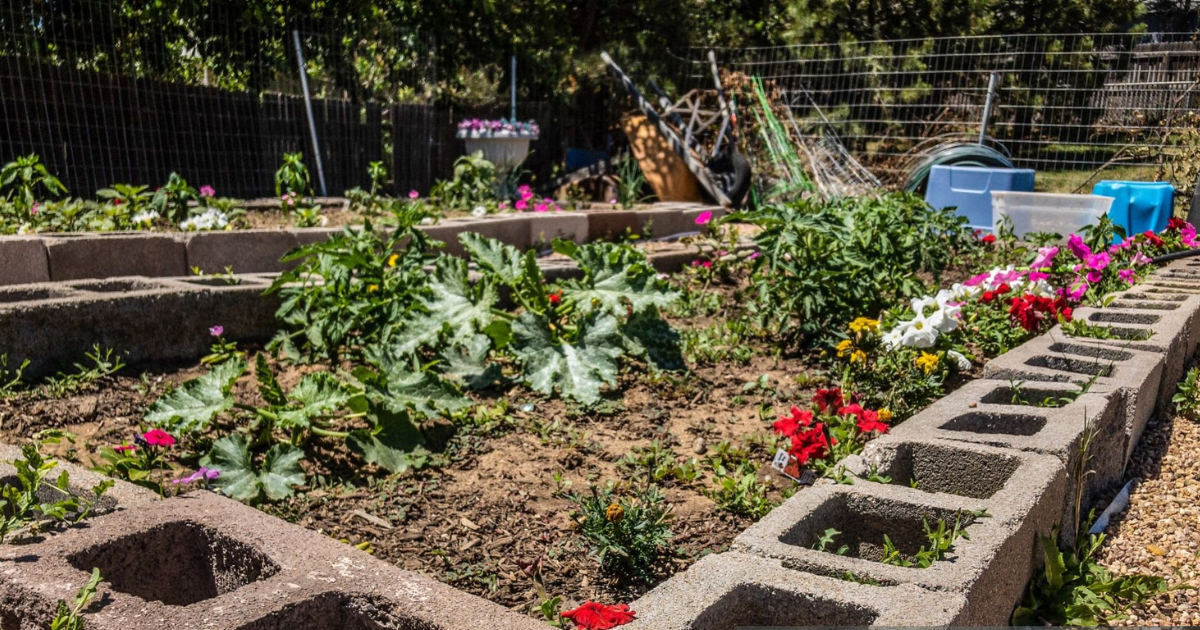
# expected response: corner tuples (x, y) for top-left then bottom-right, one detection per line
(1095, 409), (1200, 625)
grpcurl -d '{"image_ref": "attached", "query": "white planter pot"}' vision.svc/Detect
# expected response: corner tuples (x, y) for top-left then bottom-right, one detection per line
(457, 130), (537, 170)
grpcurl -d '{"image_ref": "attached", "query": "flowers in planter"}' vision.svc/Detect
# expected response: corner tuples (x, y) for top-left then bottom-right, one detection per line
(179, 207), (230, 231)
(457, 118), (540, 137)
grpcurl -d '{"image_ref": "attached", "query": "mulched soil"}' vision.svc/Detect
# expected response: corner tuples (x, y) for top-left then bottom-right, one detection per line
(1095, 405), (1200, 625)
(0, 271), (828, 617)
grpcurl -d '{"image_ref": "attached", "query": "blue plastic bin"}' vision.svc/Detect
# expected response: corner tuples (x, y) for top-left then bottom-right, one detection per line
(1090, 180), (1174, 240)
(925, 165), (1036, 231)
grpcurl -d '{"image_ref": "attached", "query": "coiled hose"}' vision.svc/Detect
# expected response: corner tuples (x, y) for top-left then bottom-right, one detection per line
(902, 142), (1015, 194)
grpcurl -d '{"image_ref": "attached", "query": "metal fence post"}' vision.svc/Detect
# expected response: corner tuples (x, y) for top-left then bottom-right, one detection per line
(292, 30), (328, 197)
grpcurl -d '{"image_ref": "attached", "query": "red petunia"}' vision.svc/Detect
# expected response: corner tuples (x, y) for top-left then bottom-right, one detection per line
(981, 233), (996, 244)
(562, 602), (636, 629)
(1169, 217), (1188, 231)
(789, 425), (831, 464)
(143, 429), (176, 447)
(549, 290), (562, 306)
(1143, 230), (1164, 246)
(856, 409), (890, 434)
(812, 388), (844, 414)
(1007, 294), (1072, 332)
(837, 403), (863, 418)
(773, 406), (813, 438)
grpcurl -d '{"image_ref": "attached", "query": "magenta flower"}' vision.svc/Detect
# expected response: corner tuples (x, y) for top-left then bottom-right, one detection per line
(143, 429), (176, 447)
(963, 272), (991, 287)
(209, 325), (224, 338)
(1085, 251), (1111, 271)
(1184, 223), (1198, 247)
(1067, 234), (1091, 260)
(748, 251), (761, 261)
(498, 201), (509, 211)
(31, 203), (40, 215)
(695, 211), (713, 225)
(1028, 270), (1050, 282)
(408, 190), (419, 200)
(1132, 252), (1152, 266)
(609, 199), (618, 204)
(1030, 246), (1058, 270)
(1086, 269), (1104, 283)
(1119, 268), (1137, 284)
(172, 467), (220, 485)
(199, 185), (216, 198)
(515, 199), (528, 211)
(992, 269), (1024, 284)
(534, 202), (548, 213)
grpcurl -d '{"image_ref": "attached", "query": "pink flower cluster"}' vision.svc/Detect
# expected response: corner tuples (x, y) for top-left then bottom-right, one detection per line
(457, 118), (540, 136)
(513, 185), (558, 213)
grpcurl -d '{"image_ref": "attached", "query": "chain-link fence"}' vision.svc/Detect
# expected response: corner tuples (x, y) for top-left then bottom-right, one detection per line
(681, 33), (1200, 193)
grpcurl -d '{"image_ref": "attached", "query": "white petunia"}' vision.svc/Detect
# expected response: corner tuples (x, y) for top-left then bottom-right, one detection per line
(471, 206), (488, 217)
(132, 210), (159, 224)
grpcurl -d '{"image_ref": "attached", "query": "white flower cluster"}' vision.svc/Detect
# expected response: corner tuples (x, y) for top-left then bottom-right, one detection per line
(882, 292), (961, 349)
(131, 210), (159, 225)
(179, 208), (229, 231)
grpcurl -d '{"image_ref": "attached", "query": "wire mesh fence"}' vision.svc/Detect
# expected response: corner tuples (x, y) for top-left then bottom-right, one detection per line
(679, 33), (1200, 193)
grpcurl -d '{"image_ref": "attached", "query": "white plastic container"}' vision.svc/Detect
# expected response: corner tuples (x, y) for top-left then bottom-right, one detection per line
(991, 191), (1115, 238)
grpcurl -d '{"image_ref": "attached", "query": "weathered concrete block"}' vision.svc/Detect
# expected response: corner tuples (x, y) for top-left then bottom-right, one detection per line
(981, 334), (1164, 462)
(44, 233), (187, 280)
(0, 237), (49, 286)
(636, 207), (694, 238)
(291, 227), (345, 247)
(530, 212), (589, 248)
(585, 209), (641, 240)
(0, 491), (544, 630)
(418, 216), (532, 257)
(888, 379), (1124, 522)
(186, 230), (302, 274)
(626, 551), (967, 629)
(732, 470), (1061, 626)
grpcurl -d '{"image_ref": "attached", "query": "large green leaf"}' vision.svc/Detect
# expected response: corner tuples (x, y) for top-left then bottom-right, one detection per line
(459, 232), (525, 285)
(379, 361), (471, 417)
(202, 435), (306, 504)
(439, 334), (505, 390)
(275, 372), (355, 429)
(347, 407), (429, 473)
(511, 312), (623, 405)
(391, 256), (498, 355)
(622, 311), (685, 371)
(144, 358), (246, 433)
(554, 240), (678, 316)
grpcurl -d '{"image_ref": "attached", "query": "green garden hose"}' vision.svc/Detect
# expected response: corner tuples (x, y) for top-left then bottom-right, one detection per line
(902, 143), (1015, 194)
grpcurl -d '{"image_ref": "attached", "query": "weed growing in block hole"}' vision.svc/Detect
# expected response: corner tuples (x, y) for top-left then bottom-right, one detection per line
(813, 527), (849, 555)
(0, 437), (112, 544)
(50, 568), (102, 630)
(879, 514), (974, 568)
(1007, 375), (1098, 408)
(1061, 319), (1125, 340)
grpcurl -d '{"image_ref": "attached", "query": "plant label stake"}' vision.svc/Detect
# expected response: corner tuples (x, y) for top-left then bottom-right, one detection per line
(770, 448), (814, 485)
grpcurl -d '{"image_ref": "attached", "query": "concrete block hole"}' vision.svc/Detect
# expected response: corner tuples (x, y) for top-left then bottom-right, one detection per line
(690, 584), (879, 629)
(1085, 311), (1160, 325)
(866, 442), (1021, 499)
(1022, 355), (1113, 377)
(1110, 300), (1180, 310)
(234, 593), (422, 630)
(778, 493), (977, 564)
(0, 287), (72, 304)
(65, 279), (162, 293)
(1125, 291), (1188, 301)
(979, 385), (1084, 408)
(938, 411), (1047, 436)
(66, 520), (280, 606)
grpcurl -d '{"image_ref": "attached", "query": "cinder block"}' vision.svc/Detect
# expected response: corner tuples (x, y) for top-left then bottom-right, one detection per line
(626, 551), (967, 629)
(530, 212), (588, 248)
(0, 237), (49, 286)
(731, 472), (1060, 625)
(636, 207), (694, 238)
(44, 234), (187, 280)
(888, 379), (1125, 522)
(186, 230), (302, 274)
(291, 227), (345, 247)
(0, 491), (544, 630)
(585, 209), (641, 240)
(418, 216), (532, 257)
(982, 334), (1164, 461)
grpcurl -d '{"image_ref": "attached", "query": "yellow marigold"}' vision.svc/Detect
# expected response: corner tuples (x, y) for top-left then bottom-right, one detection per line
(915, 352), (939, 374)
(849, 317), (880, 334)
(851, 349), (867, 364)
(835, 339), (854, 357)
(878, 408), (893, 422)
(605, 502), (625, 523)
(387, 253), (399, 267)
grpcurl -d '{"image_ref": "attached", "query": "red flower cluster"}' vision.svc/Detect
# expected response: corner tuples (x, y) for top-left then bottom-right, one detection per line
(562, 602), (636, 629)
(812, 388), (844, 413)
(981, 283), (1011, 304)
(1142, 230), (1164, 246)
(1007, 294), (1072, 332)
(838, 404), (890, 434)
(1168, 217), (1189, 231)
(981, 233), (997, 245)
(549, 290), (562, 306)
(772, 389), (890, 466)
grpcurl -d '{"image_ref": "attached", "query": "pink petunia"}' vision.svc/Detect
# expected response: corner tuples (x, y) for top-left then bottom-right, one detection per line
(199, 185), (216, 198)
(113, 444), (137, 453)
(1119, 268), (1137, 284)
(1067, 234), (1091, 260)
(1028, 271), (1050, 282)
(209, 325), (224, 337)
(172, 467), (220, 485)
(515, 199), (528, 211)
(1030, 246), (1058, 270)
(695, 211), (713, 225)
(408, 190), (420, 200)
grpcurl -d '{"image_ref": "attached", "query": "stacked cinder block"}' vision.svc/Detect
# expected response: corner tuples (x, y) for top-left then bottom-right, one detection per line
(0, 491), (545, 630)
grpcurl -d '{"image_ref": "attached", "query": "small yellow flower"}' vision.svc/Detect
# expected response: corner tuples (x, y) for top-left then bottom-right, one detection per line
(850, 349), (867, 364)
(915, 352), (940, 374)
(836, 339), (854, 357)
(849, 317), (880, 334)
(878, 408), (893, 422)
(605, 503), (625, 523)
(387, 253), (399, 267)
(367, 284), (379, 293)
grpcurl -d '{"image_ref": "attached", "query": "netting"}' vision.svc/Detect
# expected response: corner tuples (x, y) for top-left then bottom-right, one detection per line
(679, 33), (1200, 193)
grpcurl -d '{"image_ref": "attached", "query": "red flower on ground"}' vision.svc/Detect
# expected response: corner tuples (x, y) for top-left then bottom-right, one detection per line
(561, 602), (636, 629)
(812, 387), (844, 414)
(981, 233), (996, 244)
(789, 425), (830, 464)
(143, 429), (176, 447)
(773, 406), (813, 438)
(856, 409), (890, 434)
(549, 290), (562, 306)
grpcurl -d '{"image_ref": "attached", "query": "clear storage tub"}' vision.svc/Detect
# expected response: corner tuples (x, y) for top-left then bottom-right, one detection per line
(991, 191), (1115, 238)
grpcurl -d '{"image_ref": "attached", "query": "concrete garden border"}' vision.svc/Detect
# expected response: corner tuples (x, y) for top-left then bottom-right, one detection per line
(1, 255), (1197, 629)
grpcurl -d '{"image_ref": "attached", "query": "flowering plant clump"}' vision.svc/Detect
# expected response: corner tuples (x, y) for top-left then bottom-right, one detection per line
(771, 387), (891, 478)
(95, 429), (178, 495)
(513, 184), (560, 213)
(561, 602), (636, 629)
(179, 207), (230, 231)
(456, 118), (540, 137)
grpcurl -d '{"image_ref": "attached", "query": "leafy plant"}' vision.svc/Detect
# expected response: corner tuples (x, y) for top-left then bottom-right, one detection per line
(616, 154), (651, 209)
(565, 483), (673, 580)
(1062, 319), (1146, 341)
(705, 468), (777, 519)
(430, 151), (498, 210)
(50, 568), (103, 630)
(40, 346), (125, 398)
(0, 440), (112, 544)
(1173, 366), (1200, 419)
(0, 354), (28, 397)
(201, 435), (306, 504)
(0, 153), (67, 218)
(879, 514), (972, 569)
(150, 172), (199, 224)
(813, 527), (849, 555)
(275, 152), (311, 199)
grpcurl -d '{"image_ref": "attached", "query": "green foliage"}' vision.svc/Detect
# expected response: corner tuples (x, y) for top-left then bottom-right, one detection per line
(430, 152), (498, 211)
(616, 441), (701, 485)
(738, 193), (972, 347)
(616, 155), (651, 209)
(201, 435), (306, 504)
(705, 468), (777, 519)
(0, 354), (29, 398)
(0, 153), (66, 218)
(1013, 520), (1173, 626)
(1173, 366), (1200, 419)
(51, 568), (103, 630)
(565, 483), (673, 580)
(1061, 319), (1141, 341)
(275, 152), (312, 199)
(813, 527), (849, 555)
(144, 357), (246, 434)
(879, 515), (972, 569)
(150, 172), (199, 224)
(40, 346), (125, 398)
(0, 440), (111, 544)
